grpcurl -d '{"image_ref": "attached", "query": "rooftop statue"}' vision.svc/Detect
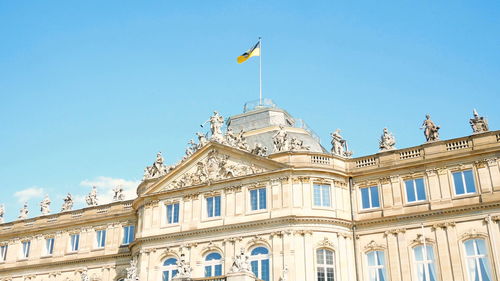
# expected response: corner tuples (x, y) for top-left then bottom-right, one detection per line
(204, 111), (224, 142)
(251, 143), (268, 157)
(196, 132), (209, 149)
(184, 139), (197, 159)
(113, 186), (125, 202)
(18, 202), (29, 220)
(273, 125), (289, 153)
(0, 204), (4, 224)
(143, 152), (170, 180)
(470, 109), (489, 134)
(421, 114), (440, 142)
(379, 128), (396, 151)
(61, 193), (74, 212)
(175, 253), (192, 278)
(85, 186), (98, 206)
(225, 127), (238, 147)
(40, 194), (51, 215)
(230, 247), (251, 273)
(330, 129), (352, 157)
(235, 129), (249, 151)
(289, 137), (310, 151)
(125, 257), (139, 281)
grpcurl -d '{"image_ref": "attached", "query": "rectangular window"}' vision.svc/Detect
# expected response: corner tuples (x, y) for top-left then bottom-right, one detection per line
(414, 245), (437, 281)
(405, 178), (426, 203)
(250, 188), (267, 210)
(453, 170), (476, 195)
(464, 239), (492, 281)
(21, 241), (30, 258)
(166, 203), (180, 224)
(206, 196), (221, 218)
(360, 186), (380, 209)
(45, 238), (55, 255)
(122, 225), (135, 245)
(96, 230), (106, 248)
(367, 251), (386, 281)
(70, 234), (80, 252)
(313, 184), (332, 207)
(0, 245), (7, 261)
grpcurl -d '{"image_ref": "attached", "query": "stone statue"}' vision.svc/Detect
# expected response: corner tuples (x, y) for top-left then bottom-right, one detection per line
(113, 186), (124, 202)
(470, 109), (489, 134)
(251, 143), (268, 157)
(273, 125), (289, 152)
(289, 137), (310, 151)
(175, 253), (192, 278)
(279, 266), (289, 281)
(421, 114), (440, 142)
(143, 152), (169, 180)
(184, 139), (197, 159)
(230, 247), (251, 273)
(379, 128), (396, 151)
(85, 186), (98, 206)
(235, 130), (249, 151)
(40, 194), (51, 215)
(81, 268), (90, 281)
(61, 193), (74, 212)
(0, 204), (4, 224)
(330, 129), (352, 157)
(196, 132), (209, 148)
(205, 111), (224, 142)
(125, 257), (139, 281)
(18, 202), (28, 220)
(225, 127), (238, 146)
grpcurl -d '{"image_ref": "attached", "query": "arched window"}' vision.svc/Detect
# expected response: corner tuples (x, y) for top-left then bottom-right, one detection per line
(413, 245), (437, 281)
(316, 249), (335, 281)
(162, 257), (178, 281)
(366, 251), (386, 281)
(464, 239), (492, 281)
(204, 252), (223, 277)
(250, 247), (270, 281)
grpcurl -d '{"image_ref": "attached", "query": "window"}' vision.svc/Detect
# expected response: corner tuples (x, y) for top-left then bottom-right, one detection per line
(0, 245), (7, 261)
(206, 196), (221, 218)
(361, 186), (380, 209)
(250, 247), (270, 281)
(45, 238), (55, 255)
(314, 184), (331, 207)
(96, 229), (106, 248)
(70, 234), (80, 252)
(405, 178), (426, 203)
(366, 251), (386, 281)
(453, 170), (476, 195)
(464, 239), (492, 281)
(21, 241), (30, 259)
(250, 188), (267, 211)
(162, 257), (179, 281)
(122, 225), (135, 245)
(166, 203), (180, 224)
(413, 245), (437, 281)
(316, 249), (335, 281)
(204, 252), (223, 277)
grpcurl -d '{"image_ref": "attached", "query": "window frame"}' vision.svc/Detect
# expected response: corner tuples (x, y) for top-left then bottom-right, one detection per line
(313, 184), (332, 208)
(21, 241), (31, 259)
(365, 250), (387, 281)
(452, 169), (477, 197)
(95, 229), (106, 249)
(412, 245), (438, 281)
(463, 238), (493, 281)
(45, 237), (55, 256)
(249, 246), (271, 281)
(69, 233), (80, 252)
(165, 202), (180, 225)
(0, 245), (8, 262)
(204, 252), (223, 277)
(249, 187), (267, 211)
(162, 257), (179, 281)
(359, 186), (381, 211)
(122, 225), (135, 245)
(315, 248), (335, 281)
(404, 177), (427, 204)
(205, 195), (222, 219)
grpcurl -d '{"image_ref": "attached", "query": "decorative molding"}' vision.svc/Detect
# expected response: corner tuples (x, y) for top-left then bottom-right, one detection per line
(294, 230), (313, 236)
(364, 240), (386, 252)
(317, 237), (335, 249)
(460, 229), (488, 240)
(411, 234), (434, 245)
(182, 193), (200, 200)
(384, 228), (406, 236)
(379, 177), (391, 185)
(431, 221), (456, 230)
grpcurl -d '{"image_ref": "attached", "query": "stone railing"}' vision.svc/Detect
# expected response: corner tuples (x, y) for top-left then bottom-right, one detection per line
(355, 157), (378, 168)
(192, 277), (227, 281)
(399, 148), (422, 160)
(445, 139), (469, 151)
(311, 155), (331, 165)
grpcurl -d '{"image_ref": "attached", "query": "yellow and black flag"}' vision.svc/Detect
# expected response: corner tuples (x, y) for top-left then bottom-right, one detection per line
(237, 40), (261, 64)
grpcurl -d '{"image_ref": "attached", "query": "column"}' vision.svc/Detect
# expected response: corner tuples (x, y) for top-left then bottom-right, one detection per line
(271, 232), (284, 281)
(487, 158), (500, 191)
(282, 231), (295, 281)
(396, 230), (411, 281)
(485, 216), (500, 281)
(385, 230), (401, 281)
(445, 224), (464, 281)
(432, 224), (454, 281)
(426, 170), (441, 202)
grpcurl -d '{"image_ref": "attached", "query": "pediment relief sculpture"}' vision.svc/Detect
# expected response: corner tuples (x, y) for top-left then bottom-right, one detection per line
(364, 240), (386, 251)
(143, 152), (173, 181)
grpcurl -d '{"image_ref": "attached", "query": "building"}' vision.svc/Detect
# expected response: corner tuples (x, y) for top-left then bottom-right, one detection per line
(0, 101), (499, 281)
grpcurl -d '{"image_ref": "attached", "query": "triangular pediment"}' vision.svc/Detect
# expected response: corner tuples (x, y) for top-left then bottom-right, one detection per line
(139, 142), (289, 195)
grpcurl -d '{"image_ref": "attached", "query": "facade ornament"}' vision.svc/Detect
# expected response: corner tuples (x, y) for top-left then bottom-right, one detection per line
(18, 202), (29, 220)
(0, 204), (4, 224)
(273, 125), (289, 152)
(85, 186), (98, 206)
(379, 128), (396, 151)
(317, 237), (335, 248)
(470, 109), (489, 133)
(80, 268), (90, 281)
(196, 132), (209, 148)
(225, 128), (238, 147)
(234, 130), (249, 151)
(175, 253), (192, 278)
(412, 234), (433, 245)
(143, 152), (170, 180)
(61, 193), (74, 212)
(460, 229), (488, 240)
(330, 129), (352, 157)
(112, 186), (125, 202)
(279, 266), (288, 281)
(364, 240), (386, 251)
(289, 137), (310, 151)
(421, 114), (440, 142)
(184, 140), (197, 159)
(40, 195), (51, 215)
(205, 111), (224, 142)
(125, 257), (139, 281)
(230, 247), (251, 273)
(250, 143), (268, 157)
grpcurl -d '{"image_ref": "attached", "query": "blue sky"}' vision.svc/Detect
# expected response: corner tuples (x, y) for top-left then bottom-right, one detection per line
(0, 1), (499, 222)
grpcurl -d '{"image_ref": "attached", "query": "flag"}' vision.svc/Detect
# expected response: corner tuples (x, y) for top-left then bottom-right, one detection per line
(237, 41), (261, 64)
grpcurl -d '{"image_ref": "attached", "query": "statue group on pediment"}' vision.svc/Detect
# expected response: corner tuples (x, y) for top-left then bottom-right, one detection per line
(272, 125), (310, 153)
(85, 186), (99, 206)
(143, 152), (172, 180)
(330, 129), (352, 157)
(40, 195), (51, 215)
(379, 128), (396, 151)
(251, 143), (268, 157)
(61, 193), (74, 212)
(113, 186), (125, 202)
(18, 202), (29, 220)
(470, 109), (489, 134)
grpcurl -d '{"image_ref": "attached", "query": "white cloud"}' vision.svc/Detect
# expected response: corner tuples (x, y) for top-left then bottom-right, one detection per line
(79, 176), (140, 204)
(14, 187), (44, 203)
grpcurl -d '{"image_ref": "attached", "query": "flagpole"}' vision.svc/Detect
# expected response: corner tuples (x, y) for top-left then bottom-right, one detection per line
(259, 37), (262, 106)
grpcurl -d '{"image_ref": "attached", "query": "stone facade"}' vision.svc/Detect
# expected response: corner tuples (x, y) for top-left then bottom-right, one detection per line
(0, 106), (499, 281)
